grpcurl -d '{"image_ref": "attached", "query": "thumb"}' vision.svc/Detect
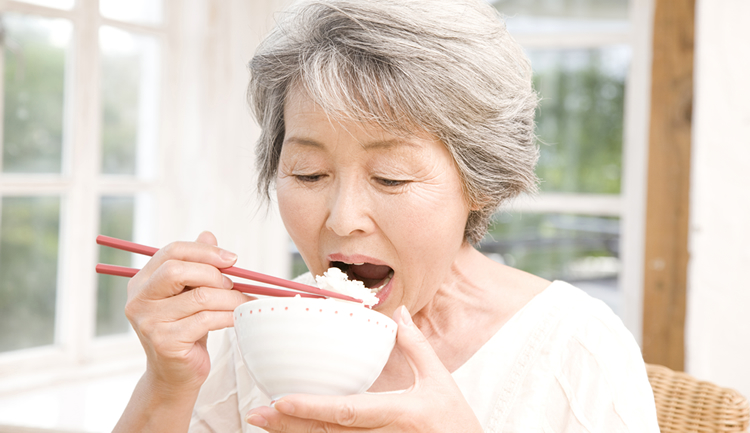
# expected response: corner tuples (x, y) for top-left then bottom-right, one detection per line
(196, 230), (218, 246)
(393, 306), (450, 388)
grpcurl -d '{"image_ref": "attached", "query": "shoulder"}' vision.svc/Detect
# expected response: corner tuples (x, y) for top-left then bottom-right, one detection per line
(509, 280), (639, 361)
(532, 281), (659, 431)
(533, 281), (648, 393)
(539, 281), (637, 353)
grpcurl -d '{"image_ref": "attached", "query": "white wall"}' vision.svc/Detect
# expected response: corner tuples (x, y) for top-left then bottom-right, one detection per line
(687, 0), (750, 400)
(154, 0), (292, 278)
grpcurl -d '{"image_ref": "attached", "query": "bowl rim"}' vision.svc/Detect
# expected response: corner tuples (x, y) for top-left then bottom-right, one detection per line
(233, 296), (397, 327)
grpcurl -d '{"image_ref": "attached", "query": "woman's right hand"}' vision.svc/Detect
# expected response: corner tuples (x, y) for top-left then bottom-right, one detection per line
(124, 231), (250, 394)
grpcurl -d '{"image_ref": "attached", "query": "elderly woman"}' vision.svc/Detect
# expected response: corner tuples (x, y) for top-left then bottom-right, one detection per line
(114, 0), (659, 432)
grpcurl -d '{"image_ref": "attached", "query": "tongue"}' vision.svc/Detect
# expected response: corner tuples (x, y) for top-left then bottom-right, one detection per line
(351, 263), (391, 281)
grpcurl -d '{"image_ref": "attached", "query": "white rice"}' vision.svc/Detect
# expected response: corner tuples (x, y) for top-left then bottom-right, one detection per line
(315, 267), (379, 308)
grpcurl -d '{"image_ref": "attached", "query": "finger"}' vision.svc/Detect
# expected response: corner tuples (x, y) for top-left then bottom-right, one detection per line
(195, 230), (218, 246)
(141, 260), (235, 299)
(247, 405), (370, 433)
(168, 309), (241, 344)
(269, 393), (403, 429)
(158, 286), (250, 321)
(136, 238), (238, 283)
(392, 306), (451, 387)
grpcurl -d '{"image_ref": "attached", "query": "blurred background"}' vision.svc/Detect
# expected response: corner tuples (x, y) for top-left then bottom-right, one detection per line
(0, 0), (747, 431)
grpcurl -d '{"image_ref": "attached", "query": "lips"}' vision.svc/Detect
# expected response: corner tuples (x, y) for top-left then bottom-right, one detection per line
(330, 261), (393, 290)
(327, 253), (394, 291)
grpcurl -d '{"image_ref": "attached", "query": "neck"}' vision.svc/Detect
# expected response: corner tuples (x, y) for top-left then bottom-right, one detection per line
(371, 244), (504, 391)
(369, 243), (550, 392)
(412, 244), (495, 341)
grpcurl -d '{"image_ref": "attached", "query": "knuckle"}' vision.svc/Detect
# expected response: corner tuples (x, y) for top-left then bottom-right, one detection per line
(191, 310), (210, 328)
(308, 422), (332, 433)
(161, 260), (185, 283)
(123, 300), (137, 322)
(126, 275), (140, 296)
(334, 403), (358, 427)
(159, 241), (182, 258)
(191, 287), (210, 307)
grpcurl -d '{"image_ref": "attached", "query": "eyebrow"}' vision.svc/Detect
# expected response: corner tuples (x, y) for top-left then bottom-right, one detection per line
(283, 136), (420, 150)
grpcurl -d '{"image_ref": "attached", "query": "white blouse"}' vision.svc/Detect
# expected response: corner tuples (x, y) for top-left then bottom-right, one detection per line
(189, 280), (660, 432)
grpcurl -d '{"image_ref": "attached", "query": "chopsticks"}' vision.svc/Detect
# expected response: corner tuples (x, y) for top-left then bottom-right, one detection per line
(95, 264), (323, 298)
(95, 235), (363, 303)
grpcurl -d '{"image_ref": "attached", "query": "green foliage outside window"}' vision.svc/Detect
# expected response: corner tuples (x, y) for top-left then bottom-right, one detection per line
(0, 197), (60, 352)
(532, 48), (626, 194)
(2, 13), (68, 173)
(96, 196), (135, 336)
(100, 27), (141, 175)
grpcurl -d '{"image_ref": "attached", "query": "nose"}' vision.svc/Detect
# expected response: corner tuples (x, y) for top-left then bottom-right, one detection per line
(325, 178), (375, 237)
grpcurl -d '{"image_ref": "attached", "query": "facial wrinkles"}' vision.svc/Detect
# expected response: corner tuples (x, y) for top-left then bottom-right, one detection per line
(280, 88), (472, 316)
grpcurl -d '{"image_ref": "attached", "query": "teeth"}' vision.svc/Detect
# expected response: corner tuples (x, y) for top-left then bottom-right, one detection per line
(371, 270), (394, 293)
(352, 263), (364, 266)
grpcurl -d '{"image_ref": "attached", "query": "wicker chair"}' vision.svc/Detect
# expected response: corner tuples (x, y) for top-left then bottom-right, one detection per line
(647, 363), (750, 432)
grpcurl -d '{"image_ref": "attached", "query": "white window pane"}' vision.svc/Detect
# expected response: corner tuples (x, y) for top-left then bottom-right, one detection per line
(96, 196), (134, 336)
(12, 0), (74, 10)
(0, 196), (61, 352)
(493, 0), (629, 20)
(492, 0), (629, 34)
(100, 0), (162, 26)
(530, 46), (630, 194)
(99, 26), (160, 177)
(481, 212), (620, 314)
(2, 14), (71, 174)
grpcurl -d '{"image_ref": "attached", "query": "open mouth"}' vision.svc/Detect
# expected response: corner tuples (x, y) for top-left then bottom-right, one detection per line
(330, 261), (393, 293)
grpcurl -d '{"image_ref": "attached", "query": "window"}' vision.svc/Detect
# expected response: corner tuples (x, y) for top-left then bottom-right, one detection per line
(0, 0), (291, 430)
(483, 0), (653, 337)
(287, 1), (653, 338)
(0, 0), (165, 380)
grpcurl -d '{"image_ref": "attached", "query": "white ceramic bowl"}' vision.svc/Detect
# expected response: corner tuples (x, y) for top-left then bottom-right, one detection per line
(233, 297), (397, 400)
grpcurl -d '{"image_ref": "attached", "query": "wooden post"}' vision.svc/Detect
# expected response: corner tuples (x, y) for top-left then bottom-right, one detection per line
(641, 0), (695, 370)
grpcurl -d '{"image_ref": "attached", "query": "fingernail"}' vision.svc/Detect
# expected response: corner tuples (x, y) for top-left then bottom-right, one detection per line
(274, 400), (295, 414)
(219, 249), (238, 263)
(246, 414), (268, 427)
(223, 276), (234, 289)
(400, 305), (413, 327)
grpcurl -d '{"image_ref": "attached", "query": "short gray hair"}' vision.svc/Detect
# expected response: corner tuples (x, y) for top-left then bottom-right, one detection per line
(248, 0), (539, 244)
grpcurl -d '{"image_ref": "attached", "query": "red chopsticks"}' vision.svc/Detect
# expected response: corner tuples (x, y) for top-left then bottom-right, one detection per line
(95, 235), (362, 303)
(95, 264), (323, 298)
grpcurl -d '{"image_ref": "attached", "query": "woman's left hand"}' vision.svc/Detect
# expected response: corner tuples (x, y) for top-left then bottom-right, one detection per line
(245, 306), (483, 432)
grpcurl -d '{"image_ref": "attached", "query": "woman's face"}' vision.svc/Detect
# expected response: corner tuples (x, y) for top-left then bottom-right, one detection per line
(276, 89), (471, 316)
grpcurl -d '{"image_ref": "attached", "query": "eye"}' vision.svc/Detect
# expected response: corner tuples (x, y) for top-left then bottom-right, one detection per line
(376, 177), (408, 187)
(296, 174), (325, 183)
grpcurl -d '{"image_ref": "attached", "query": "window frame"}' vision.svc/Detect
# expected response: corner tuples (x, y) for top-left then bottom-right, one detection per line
(0, 0), (294, 401)
(0, 0), (172, 394)
(499, 0), (655, 343)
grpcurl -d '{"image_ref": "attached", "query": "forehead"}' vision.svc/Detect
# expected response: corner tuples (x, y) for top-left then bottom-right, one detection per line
(283, 86), (436, 155)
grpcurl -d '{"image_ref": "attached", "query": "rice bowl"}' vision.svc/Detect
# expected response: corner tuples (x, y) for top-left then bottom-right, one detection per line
(233, 296), (397, 400)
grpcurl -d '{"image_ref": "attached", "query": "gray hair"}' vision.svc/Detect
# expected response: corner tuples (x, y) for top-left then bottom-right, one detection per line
(248, 0), (539, 244)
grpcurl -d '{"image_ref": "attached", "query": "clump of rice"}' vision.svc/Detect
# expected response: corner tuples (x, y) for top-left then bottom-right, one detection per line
(316, 267), (379, 308)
